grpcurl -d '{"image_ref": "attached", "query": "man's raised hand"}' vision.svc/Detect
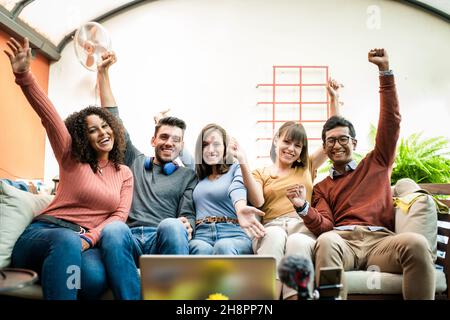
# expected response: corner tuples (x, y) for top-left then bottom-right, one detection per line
(98, 51), (117, 73)
(368, 48), (389, 71)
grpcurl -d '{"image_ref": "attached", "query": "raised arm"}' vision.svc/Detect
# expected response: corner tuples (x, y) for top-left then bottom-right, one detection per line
(327, 78), (342, 118)
(4, 37), (71, 163)
(228, 138), (265, 207)
(310, 78), (343, 170)
(97, 52), (117, 107)
(368, 48), (401, 167)
(96, 52), (142, 164)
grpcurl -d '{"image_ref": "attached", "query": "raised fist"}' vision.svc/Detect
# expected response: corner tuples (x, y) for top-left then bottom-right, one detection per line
(98, 51), (117, 73)
(327, 78), (343, 99)
(368, 48), (389, 71)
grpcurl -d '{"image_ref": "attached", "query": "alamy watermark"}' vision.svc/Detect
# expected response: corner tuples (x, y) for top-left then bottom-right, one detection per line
(366, 5), (381, 30)
(66, 265), (81, 290)
(366, 265), (382, 290)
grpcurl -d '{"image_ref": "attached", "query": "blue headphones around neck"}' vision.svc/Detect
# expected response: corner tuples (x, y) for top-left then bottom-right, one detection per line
(144, 157), (178, 175)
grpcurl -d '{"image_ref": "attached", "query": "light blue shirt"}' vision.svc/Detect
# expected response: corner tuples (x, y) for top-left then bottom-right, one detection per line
(334, 225), (386, 232)
(193, 163), (246, 220)
(329, 160), (357, 179)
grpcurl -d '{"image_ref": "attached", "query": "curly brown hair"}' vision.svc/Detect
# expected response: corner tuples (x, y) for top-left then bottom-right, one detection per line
(64, 106), (126, 173)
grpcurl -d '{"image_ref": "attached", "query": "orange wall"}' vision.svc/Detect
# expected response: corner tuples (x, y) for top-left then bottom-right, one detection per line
(0, 29), (49, 180)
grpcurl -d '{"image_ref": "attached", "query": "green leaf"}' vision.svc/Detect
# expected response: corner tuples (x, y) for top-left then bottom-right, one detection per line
(391, 132), (450, 184)
(317, 129), (450, 185)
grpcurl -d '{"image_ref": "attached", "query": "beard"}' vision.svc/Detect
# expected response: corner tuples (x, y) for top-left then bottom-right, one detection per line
(154, 145), (178, 164)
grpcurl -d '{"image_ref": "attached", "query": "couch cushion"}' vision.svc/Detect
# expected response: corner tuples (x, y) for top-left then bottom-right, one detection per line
(0, 269), (140, 300)
(0, 180), (53, 268)
(345, 269), (447, 294)
(0, 284), (115, 300)
(346, 269), (446, 295)
(0, 284), (45, 299)
(393, 178), (437, 261)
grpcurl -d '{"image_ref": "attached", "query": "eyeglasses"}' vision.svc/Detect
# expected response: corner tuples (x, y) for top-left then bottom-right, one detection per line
(325, 135), (354, 147)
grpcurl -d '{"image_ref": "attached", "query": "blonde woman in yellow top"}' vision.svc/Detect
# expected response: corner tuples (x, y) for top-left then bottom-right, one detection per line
(230, 79), (342, 299)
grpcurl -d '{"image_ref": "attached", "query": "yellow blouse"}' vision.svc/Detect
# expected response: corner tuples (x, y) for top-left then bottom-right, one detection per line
(252, 159), (316, 224)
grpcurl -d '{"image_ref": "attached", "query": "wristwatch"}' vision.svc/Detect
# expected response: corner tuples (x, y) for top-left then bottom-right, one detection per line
(295, 201), (309, 217)
(379, 69), (394, 76)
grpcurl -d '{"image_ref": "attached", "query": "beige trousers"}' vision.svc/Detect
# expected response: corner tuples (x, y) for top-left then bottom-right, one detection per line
(253, 216), (316, 299)
(314, 226), (436, 299)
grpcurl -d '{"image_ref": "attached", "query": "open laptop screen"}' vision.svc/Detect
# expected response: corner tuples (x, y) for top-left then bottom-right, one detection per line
(139, 255), (276, 300)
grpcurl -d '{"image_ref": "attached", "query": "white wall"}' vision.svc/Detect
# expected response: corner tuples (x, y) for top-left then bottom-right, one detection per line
(44, 0), (450, 182)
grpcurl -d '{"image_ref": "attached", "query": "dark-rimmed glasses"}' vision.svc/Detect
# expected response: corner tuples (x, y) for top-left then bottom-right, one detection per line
(325, 135), (354, 148)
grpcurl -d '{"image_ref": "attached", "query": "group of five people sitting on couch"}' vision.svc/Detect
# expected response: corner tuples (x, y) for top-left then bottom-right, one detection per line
(3, 37), (435, 300)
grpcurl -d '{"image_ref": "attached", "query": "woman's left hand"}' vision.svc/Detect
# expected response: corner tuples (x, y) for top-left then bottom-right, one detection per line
(236, 206), (266, 239)
(228, 137), (247, 164)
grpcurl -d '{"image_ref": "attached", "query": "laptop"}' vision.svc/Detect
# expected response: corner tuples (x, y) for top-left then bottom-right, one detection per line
(139, 255), (276, 300)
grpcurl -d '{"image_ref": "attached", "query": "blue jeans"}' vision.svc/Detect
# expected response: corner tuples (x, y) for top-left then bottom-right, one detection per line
(11, 221), (107, 300)
(100, 218), (190, 300)
(189, 222), (253, 255)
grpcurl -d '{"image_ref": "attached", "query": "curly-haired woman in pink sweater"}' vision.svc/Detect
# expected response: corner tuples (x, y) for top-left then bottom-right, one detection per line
(4, 38), (133, 300)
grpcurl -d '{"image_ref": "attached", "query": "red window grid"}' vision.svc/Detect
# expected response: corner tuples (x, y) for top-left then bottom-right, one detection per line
(255, 65), (330, 159)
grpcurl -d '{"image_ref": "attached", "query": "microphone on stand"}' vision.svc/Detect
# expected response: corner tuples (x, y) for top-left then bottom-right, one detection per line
(278, 255), (316, 300)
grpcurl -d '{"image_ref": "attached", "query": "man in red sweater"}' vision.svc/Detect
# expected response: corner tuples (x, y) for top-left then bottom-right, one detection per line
(288, 48), (435, 299)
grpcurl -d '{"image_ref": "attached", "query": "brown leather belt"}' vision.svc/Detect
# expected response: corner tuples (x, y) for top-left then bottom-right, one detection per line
(195, 216), (239, 226)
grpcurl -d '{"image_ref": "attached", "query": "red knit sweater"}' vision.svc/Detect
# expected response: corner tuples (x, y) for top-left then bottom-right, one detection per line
(303, 75), (400, 236)
(15, 71), (134, 246)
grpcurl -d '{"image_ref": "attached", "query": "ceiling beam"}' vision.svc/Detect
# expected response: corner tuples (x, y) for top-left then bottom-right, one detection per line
(0, 5), (60, 61)
(57, 0), (157, 53)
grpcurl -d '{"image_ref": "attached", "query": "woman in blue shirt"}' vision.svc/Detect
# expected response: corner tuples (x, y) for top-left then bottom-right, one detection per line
(190, 124), (265, 254)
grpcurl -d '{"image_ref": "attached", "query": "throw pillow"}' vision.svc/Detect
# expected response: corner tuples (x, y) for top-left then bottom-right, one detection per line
(0, 180), (53, 268)
(393, 178), (437, 261)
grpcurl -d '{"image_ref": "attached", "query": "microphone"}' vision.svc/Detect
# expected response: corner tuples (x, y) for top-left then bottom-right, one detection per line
(278, 255), (315, 300)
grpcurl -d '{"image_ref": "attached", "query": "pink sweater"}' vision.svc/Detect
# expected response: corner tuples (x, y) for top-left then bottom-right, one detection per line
(15, 71), (134, 246)
(303, 75), (400, 236)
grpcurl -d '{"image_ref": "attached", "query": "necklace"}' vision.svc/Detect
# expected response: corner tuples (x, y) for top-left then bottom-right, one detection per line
(97, 161), (109, 176)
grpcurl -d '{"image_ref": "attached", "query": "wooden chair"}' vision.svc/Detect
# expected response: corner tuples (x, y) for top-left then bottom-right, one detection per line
(419, 183), (450, 300)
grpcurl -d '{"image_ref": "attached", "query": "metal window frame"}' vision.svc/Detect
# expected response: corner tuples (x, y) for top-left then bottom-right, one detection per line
(399, 0), (450, 23)
(57, 0), (156, 53)
(0, 0), (156, 61)
(255, 65), (330, 159)
(0, 3), (60, 60)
